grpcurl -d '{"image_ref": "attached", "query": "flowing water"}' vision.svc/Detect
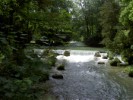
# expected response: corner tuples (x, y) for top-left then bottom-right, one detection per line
(45, 50), (133, 100)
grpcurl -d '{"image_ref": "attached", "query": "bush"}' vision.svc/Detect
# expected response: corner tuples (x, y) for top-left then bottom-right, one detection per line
(124, 67), (133, 77)
(0, 47), (57, 100)
(107, 51), (114, 60)
(41, 49), (57, 66)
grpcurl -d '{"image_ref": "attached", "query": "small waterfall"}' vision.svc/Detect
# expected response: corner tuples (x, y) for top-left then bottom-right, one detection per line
(55, 50), (108, 63)
(54, 50), (97, 55)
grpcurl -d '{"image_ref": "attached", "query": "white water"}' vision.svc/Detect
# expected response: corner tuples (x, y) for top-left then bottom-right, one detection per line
(56, 50), (108, 63)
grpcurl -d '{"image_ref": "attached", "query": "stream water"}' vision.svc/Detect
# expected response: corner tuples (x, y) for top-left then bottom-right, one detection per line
(47, 50), (133, 100)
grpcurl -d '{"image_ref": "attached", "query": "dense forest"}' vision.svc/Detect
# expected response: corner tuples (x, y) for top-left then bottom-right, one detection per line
(0, 0), (133, 99)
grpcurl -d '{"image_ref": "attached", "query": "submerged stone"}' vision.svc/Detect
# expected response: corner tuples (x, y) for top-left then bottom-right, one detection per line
(98, 61), (105, 64)
(52, 74), (63, 79)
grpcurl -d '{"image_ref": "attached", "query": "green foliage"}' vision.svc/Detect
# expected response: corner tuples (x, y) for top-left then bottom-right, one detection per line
(0, 47), (57, 99)
(124, 66), (133, 77)
(108, 52), (114, 60)
(0, 52), (4, 63)
(99, 0), (120, 47)
(71, 0), (104, 44)
(0, 0), (73, 99)
(119, 0), (133, 25)
(41, 49), (57, 66)
(103, 0), (133, 65)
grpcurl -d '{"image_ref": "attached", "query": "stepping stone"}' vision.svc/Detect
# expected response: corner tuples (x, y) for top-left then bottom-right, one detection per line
(57, 65), (65, 70)
(52, 74), (63, 79)
(97, 61), (105, 64)
(102, 56), (108, 59)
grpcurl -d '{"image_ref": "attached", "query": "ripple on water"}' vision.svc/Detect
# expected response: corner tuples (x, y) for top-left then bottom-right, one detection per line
(50, 53), (129, 100)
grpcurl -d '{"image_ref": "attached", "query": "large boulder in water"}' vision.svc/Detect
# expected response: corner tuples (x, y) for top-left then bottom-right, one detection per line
(110, 58), (121, 66)
(94, 52), (101, 57)
(102, 55), (108, 59)
(64, 51), (70, 56)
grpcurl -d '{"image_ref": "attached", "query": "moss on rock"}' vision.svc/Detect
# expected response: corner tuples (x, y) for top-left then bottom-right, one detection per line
(94, 52), (101, 57)
(64, 51), (70, 56)
(110, 58), (121, 66)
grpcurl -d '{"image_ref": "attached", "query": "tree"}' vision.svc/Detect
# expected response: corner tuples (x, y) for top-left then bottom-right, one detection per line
(35, 0), (73, 46)
(0, 0), (59, 100)
(116, 0), (133, 64)
(99, 0), (120, 48)
(72, 0), (104, 46)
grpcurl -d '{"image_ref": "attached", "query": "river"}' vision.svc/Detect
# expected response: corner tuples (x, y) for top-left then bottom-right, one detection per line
(45, 49), (133, 100)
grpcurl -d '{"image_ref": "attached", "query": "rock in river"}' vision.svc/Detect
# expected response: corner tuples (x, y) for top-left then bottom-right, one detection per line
(98, 61), (105, 64)
(52, 74), (63, 79)
(94, 52), (101, 57)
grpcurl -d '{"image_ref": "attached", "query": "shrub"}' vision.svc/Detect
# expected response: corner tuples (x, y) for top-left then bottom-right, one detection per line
(124, 67), (133, 77)
(0, 47), (57, 100)
(107, 51), (114, 60)
(41, 49), (57, 66)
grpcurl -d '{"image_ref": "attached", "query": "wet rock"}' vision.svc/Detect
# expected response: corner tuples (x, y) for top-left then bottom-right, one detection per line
(110, 58), (121, 66)
(102, 56), (108, 59)
(94, 52), (101, 57)
(99, 51), (106, 53)
(98, 61), (105, 64)
(64, 51), (70, 56)
(57, 64), (65, 70)
(52, 74), (63, 79)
